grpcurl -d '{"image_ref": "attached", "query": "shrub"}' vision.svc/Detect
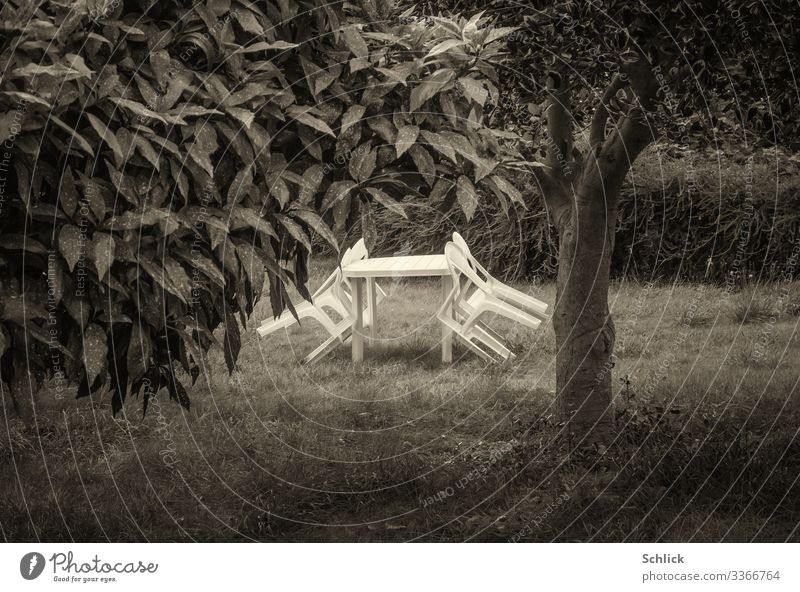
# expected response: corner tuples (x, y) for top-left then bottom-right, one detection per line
(370, 148), (800, 284)
(0, 0), (521, 414)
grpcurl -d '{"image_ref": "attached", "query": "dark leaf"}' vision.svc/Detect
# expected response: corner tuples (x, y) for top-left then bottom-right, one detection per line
(83, 323), (107, 385)
(293, 208), (339, 250)
(167, 368), (191, 410)
(365, 187), (407, 219)
(456, 175), (478, 221)
(57, 225), (83, 272)
(349, 143), (376, 183)
(222, 302), (241, 374)
(395, 125), (419, 158)
(275, 214), (312, 252)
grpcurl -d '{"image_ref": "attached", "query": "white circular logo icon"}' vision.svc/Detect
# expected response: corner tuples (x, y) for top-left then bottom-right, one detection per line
(20, 552), (45, 580)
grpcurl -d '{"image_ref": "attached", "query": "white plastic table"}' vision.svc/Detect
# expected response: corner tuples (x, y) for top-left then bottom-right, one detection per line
(342, 254), (454, 363)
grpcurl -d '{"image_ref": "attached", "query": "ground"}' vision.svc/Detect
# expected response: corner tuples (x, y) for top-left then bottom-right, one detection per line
(2, 260), (799, 542)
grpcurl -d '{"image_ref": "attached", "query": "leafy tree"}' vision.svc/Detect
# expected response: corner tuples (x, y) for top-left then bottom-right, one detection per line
(0, 0), (521, 415)
(416, 0), (799, 447)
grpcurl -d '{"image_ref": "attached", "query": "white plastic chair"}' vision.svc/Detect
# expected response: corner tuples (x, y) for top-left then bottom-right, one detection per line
(332, 239), (386, 327)
(452, 232), (549, 321)
(438, 241), (545, 361)
(304, 241), (390, 364)
(256, 263), (346, 340)
(442, 246), (517, 360)
(258, 239), (386, 364)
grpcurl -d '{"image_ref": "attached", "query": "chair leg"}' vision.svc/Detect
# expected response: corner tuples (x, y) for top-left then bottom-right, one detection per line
(460, 304), (486, 334)
(318, 292), (350, 320)
(304, 327), (352, 365)
(308, 306), (345, 339)
(472, 324), (515, 360)
(258, 300), (343, 341)
(485, 300), (542, 330)
(493, 283), (550, 320)
(257, 304), (311, 336)
(476, 319), (505, 343)
(304, 316), (357, 365)
(336, 287), (382, 324)
(454, 307), (513, 359)
(454, 333), (496, 363)
(437, 305), (497, 363)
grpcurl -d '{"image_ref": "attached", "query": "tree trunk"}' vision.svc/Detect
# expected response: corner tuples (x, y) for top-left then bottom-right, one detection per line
(538, 61), (658, 449)
(552, 170), (619, 449)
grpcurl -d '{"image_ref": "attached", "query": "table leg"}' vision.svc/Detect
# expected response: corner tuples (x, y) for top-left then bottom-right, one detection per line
(441, 275), (453, 363)
(351, 277), (364, 362)
(366, 277), (377, 345)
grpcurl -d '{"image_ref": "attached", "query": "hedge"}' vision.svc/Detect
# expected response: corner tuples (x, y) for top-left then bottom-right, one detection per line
(368, 148), (800, 283)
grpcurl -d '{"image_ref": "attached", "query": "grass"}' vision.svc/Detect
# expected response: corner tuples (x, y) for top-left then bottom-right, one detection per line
(2, 262), (799, 542)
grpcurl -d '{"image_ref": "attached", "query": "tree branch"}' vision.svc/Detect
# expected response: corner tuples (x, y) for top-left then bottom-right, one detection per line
(526, 161), (568, 207)
(544, 72), (573, 181)
(624, 56), (660, 112)
(589, 75), (627, 150)
(526, 72), (572, 218)
(600, 57), (660, 186)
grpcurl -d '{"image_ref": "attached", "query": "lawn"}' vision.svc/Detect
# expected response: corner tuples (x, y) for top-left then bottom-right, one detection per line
(2, 260), (799, 542)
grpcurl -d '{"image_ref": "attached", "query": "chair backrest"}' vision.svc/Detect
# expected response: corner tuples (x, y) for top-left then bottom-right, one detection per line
(451, 232), (491, 284)
(348, 237), (368, 262)
(313, 248), (350, 298)
(333, 238), (369, 302)
(445, 242), (490, 295)
(340, 246), (355, 267)
(452, 232), (469, 253)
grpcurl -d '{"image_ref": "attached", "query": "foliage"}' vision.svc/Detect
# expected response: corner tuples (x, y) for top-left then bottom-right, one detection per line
(372, 149), (800, 283)
(414, 0), (800, 151)
(0, 0), (521, 414)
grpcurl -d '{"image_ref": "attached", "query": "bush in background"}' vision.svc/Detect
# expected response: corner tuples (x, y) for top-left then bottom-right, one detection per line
(370, 147), (800, 284)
